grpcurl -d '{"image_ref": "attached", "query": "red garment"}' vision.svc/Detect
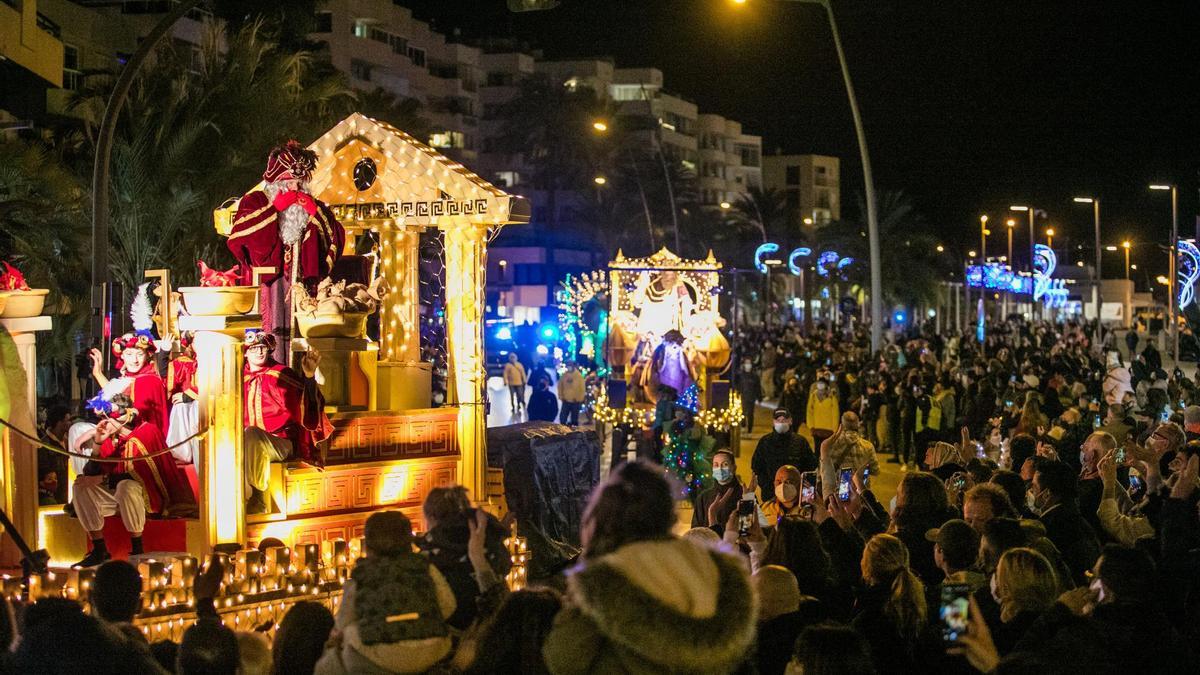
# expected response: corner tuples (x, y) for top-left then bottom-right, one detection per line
(243, 362), (332, 465)
(225, 189), (345, 286)
(167, 355), (198, 400)
(98, 421), (197, 517)
(125, 365), (170, 439)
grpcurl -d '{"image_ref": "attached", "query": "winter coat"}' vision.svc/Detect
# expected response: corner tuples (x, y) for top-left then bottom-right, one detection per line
(542, 538), (757, 675)
(314, 565), (456, 675)
(807, 391), (840, 434)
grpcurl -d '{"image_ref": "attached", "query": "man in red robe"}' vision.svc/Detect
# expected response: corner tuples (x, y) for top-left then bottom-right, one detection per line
(242, 330), (332, 514)
(71, 396), (197, 567)
(88, 332), (170, 437)
(226, 140), (345, 363)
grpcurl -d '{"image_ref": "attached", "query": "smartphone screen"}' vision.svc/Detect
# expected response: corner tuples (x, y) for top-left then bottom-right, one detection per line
(940, 583), (971, 644)
(861, 467), (871, 489)
(1128, 475), (1144, 493)
(800, 471), (817, 504)
(1093, 414), (1102, 428)
(737, 498), (755, 536)
(837, 468), (853, 502)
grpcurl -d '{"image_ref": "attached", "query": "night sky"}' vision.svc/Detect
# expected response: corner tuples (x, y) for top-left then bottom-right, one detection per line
(403, 0), (1200, 278)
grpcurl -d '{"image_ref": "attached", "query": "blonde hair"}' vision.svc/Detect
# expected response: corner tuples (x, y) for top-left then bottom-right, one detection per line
(995, 547), (1058, 623)
(861, 534), (926, 640)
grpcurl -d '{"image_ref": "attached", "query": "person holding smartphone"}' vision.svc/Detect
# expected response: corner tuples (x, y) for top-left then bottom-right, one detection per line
(819, 412), (881, 498)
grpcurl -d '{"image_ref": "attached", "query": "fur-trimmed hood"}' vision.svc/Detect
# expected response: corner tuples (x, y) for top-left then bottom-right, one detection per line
(564, 538), (757, 673)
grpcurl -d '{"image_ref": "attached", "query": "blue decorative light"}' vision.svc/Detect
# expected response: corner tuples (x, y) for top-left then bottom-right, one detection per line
(788, 247), (812, 276)
(539, 324), (559, 341)
(755, 242), (780, 274)
(1179, 240), (1200, 310)
(816, 250), (840, 278)
(495, 326), (512, 341)
(1032, 244), (1068, 307)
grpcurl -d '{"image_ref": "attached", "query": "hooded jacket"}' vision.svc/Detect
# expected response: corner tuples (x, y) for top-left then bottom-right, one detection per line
(543, 538), (757, 675)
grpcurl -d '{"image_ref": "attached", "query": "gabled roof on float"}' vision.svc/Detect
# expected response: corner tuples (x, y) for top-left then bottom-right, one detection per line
(609, 247), (722, 271)
(242, 112), (529, 231)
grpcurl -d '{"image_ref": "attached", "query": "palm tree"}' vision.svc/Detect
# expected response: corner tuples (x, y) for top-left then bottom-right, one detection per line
(731, 186), (788, 244)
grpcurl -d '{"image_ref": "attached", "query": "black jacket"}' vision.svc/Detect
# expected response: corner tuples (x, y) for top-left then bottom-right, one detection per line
(751, 432), (816, 496)
(1038, 503), (1102, 586)
(754, 599), (827, 675)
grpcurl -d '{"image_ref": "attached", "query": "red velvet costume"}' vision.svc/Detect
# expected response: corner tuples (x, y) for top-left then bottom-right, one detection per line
(243, 361), (332, 466)
(166, 354), (198, 402)
(96, 420), (197, 517)
(225, 189), (345, 287)
(125, 364), (170, 436)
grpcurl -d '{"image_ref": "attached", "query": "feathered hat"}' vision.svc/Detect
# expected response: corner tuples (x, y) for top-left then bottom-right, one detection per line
(263, 140), (318, 183)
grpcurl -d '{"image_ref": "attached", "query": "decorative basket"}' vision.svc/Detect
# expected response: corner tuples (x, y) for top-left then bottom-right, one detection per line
(296, 311), (369, 338)
(0, 289), (48, 318)
(178, 286), (258, 316)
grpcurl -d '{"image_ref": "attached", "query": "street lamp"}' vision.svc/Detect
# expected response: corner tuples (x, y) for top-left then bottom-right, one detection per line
(720, 201), (732, 210)
(980, 215), (989, 263)
(741, 0), (883, 351)
(1122, 240), (1131, 280)
(968, 250), (977, 259)
(1150, 183), (1178, 361)
(936, 245), (944, 253)
(1072, 196), (1101, 330)
(593, 175), (607, 185)
(1045, 227), (1055, 249)
(1009, 205), (1037, 276)
(592, 119), (608, 133)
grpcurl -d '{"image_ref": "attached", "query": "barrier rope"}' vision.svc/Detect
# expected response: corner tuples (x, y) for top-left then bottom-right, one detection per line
(0, 416), (206, 463)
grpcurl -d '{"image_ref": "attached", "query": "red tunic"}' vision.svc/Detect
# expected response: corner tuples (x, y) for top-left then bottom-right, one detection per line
(167, 355), (198, 400)
(243, 362), (332, 465)
(125, 366), (170, 439)
(98, 421), (198, 517)
(225, 189), (345, 286)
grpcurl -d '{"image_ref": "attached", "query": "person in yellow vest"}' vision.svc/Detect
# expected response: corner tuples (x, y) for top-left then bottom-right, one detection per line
(807, 373), (841, 449)
(503, 352), (527, 415)
(557, 362), (586, 426)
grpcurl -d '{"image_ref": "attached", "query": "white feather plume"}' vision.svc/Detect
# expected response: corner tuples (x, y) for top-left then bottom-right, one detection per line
(131, 282), (154, 333)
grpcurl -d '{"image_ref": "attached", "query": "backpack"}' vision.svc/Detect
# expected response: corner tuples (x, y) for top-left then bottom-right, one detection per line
(351, 552), (448, 645)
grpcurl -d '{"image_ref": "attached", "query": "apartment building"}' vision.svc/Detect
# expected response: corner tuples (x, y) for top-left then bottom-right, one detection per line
(1, 0), (64, 126)
(762, 153), (841, 227)
(314, 0), (483, 165)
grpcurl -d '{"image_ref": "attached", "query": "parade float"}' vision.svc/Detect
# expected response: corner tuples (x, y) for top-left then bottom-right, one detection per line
(565, 248), (739, 470)
(0, 113), (530, 638)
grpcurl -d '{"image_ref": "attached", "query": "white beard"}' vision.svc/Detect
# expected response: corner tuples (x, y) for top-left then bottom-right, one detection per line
(264, 180), (310, 247)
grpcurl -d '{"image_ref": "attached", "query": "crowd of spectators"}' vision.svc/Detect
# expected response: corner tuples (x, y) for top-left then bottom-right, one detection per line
(10, 317), (1200, 674)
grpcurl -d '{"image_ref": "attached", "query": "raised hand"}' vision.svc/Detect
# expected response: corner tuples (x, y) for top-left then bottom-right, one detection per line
(301, 346), (321, 378)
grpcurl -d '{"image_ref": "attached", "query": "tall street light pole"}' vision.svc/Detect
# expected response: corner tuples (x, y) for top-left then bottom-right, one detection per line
(1073, 197), (1101, 336)
(1004, 218), (1015, 319)
(1150, 184), (1179, 361)
(788, 0), (882, 352)
(979, 214), (988, 316)
(1010, 205), (1037, 316)
(1122, 241), (1131, 280)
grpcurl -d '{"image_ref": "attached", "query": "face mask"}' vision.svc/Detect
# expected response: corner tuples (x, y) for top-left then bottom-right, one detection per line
(1089, 576), (1106, 604)
(776, 483), (799, 503)
(743, 363), (753, 372)
(817, 384), (828, 393)
(712, 467), (733, 484)
(774, 422), (790, 434)
(990, 574), (1002, 604)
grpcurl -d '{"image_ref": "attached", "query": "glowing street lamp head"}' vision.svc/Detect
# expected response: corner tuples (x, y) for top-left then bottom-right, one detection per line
(592, 120), (608, 132)
(1105, 246), (1118, 252)
(593, 176), (607, 185)
(1006, 219), (1015, 227)
(968, 250), (977, 258)
(936, 245), (944, 253)
(1009, 205), (1029, 212)
(980, 215), (988, 223)
(1149, 184), (1172, 191)
(1073, 197), (1094, 204)
(802, 217), (814, 225)
(1046, 228), (1055, 237)
(1122, 240), (1131, 249)
(719, 201), (731, 210)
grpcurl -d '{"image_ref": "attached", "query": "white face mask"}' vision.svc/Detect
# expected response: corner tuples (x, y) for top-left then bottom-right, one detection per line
(712, 466), (733, 484)
(776, 483), (799, 503)
(1026, 490), (1040, 514)
(1089, 576), (1106, 605)
(774, 421), (790, 434)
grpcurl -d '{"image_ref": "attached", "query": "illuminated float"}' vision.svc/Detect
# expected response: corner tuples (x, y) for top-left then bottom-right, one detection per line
(587, 247), (741, 431)
(4, 113), (530, 637)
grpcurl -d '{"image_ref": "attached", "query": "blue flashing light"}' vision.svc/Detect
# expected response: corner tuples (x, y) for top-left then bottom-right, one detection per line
(893, 311), (906, 324)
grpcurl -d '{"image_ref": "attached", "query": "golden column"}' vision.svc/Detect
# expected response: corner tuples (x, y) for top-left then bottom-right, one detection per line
(378, 223), (421, 362)
(444, 224), (488, 502)
(194, 330), (246, 549)
(0, 317), (51, 566)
